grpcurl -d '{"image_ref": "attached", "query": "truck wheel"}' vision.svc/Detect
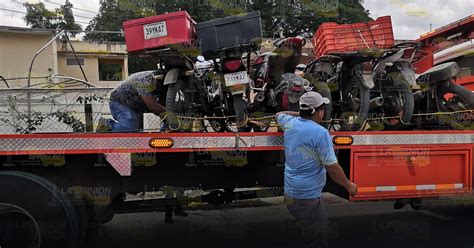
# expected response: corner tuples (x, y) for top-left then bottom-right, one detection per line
(0, 203), (41, 248)
(0, 171), (81, 248)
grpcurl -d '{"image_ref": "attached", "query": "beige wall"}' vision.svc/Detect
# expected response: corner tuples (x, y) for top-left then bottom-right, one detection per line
(58, 56), (100, 83)
(0, 32), (55, 87)
(57, 55), (126, 88)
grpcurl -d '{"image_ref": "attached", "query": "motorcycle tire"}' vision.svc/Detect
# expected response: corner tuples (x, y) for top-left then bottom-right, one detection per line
(233, 94), (251, 132)
(436, 83), (474, 130)
(342, 78), (370, 130)
(383, 81), (415, 130)
(315, 82), (332, 127)
(165, 79), (193, 132)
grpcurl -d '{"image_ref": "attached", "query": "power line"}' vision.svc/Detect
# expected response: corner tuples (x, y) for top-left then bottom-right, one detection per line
(0, 7), (91, 25)
(44, 0), (98, 14)
(11, 0), (95, 20)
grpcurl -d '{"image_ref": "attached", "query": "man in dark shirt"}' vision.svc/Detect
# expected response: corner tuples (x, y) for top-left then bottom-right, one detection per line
(99, 71), (166, 132)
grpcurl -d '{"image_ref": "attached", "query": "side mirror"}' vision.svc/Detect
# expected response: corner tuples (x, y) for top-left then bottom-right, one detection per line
(197, 55), (205, 62)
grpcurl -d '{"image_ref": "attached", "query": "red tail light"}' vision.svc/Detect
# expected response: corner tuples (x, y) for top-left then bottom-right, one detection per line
(224, 60), (242, 72)
(401, 48), (415, 59)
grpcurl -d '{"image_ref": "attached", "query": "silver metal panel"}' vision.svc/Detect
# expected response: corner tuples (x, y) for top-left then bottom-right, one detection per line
(0, 137), (151, 152)
(352, 134), (474, 145)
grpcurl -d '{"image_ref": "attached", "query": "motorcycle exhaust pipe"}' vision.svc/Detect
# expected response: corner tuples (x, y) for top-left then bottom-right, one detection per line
(369, 97), (384, 111)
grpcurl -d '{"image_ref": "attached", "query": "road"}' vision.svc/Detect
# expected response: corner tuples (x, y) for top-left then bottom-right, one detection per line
(85, 193), (474, 248)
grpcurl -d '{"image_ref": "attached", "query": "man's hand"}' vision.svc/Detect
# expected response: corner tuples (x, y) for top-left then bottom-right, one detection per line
(142, 96), (166, 115)
(346, 182), (358, 196)
(326, 163), (357, 196)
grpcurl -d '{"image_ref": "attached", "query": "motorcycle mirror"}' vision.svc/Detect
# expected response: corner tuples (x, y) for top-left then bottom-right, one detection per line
(197, 55), (205, 62)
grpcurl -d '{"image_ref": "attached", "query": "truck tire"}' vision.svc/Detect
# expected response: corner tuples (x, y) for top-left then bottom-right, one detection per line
(0, 171), (81, 248)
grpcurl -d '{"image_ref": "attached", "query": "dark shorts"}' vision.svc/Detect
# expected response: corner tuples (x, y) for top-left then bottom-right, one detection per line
(285, 196), (328, 248)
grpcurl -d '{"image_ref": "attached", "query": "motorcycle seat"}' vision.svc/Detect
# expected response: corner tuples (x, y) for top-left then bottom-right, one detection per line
(417, 62), (460, 84)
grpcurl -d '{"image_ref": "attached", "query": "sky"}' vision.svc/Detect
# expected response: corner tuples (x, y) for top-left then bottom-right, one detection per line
(0, 0), (473, 40)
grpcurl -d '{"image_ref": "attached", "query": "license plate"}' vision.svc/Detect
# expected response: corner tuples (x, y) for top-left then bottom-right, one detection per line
(224, 71), (249, 87)
(144, 21), (167, 40)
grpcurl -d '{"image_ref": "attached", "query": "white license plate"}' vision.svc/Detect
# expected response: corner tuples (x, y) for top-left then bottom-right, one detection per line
(144, 21), (167, 40)
(224, 71), (249, 87)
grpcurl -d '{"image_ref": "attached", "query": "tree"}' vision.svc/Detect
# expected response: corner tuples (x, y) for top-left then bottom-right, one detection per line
(250, 0), (372, 37)
(23, 0), (82, 36)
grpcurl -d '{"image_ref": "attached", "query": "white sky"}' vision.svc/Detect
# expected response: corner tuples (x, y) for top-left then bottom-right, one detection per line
(0, 0), (473, 40)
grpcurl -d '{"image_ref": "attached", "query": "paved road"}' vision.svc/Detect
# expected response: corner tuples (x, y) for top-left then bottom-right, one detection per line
(85, 193), (474, 248)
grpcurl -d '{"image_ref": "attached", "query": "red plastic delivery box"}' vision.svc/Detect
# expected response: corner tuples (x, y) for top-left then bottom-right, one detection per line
(123, 11), (196, 53)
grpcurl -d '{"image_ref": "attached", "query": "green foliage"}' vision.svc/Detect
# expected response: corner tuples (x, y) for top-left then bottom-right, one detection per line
(23, 0), (82, 36)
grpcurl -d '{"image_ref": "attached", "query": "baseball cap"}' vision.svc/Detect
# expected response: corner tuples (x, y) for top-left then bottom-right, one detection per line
(299, 91), (330, 110)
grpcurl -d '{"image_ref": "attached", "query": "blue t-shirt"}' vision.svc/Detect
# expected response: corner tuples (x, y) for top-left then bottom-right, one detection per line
(277, 114), (338, 199)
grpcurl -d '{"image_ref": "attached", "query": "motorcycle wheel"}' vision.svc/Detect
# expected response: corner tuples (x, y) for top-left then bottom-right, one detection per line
(436, 83), (474, 130)
(315, 82), (332, 127)
(165, 79), (194, 132)
(342, 78), (370, 130)
(208, 94), (251, 132)
(382, 81), (415, 130)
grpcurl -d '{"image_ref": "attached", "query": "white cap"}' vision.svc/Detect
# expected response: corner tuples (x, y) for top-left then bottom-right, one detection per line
(299, 91), (330, 110)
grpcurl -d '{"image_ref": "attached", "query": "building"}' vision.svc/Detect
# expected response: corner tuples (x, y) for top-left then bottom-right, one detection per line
(0, 26), (128, 88)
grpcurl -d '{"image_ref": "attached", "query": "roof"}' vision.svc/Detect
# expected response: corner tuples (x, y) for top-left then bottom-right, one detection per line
(0, 25), (54, 35)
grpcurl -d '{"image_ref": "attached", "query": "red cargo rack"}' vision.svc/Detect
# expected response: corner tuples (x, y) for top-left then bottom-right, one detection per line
(123, 11), (196, 53)
(312, 16), (395, 58)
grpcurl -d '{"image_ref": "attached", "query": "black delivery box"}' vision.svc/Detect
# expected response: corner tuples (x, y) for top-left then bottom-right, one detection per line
(196, 11), (263, 57)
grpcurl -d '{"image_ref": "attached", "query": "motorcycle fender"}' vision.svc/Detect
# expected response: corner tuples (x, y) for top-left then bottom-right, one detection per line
(164, 68), (181, 85)
(394, 62), (416, 86)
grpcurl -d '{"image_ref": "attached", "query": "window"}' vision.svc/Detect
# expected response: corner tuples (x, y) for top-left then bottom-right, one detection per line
(99, 59), (124, 81)
(66, 57), (85, 66)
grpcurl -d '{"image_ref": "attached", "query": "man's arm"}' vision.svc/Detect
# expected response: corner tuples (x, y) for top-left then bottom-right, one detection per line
(326, 163), (357, 196)
(142, 96), (166, 115)
(275, 111), (299, 120)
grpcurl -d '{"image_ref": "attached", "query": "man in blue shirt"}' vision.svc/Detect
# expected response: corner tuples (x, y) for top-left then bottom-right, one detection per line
(276, 91), (357, 247)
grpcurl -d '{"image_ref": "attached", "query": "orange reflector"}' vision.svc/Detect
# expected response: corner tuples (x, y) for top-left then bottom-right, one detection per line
(333, 136), (353, 145)
(149, 138), (174, 148)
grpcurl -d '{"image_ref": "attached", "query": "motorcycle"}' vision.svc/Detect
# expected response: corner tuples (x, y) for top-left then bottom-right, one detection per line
(369, 42), (420, 129)
(414, 61), (474, 130)
(305, 52), (374, 130)
(162, 50), (209, 132)
(250, 37), (309, 130)
(198, 48), (253, 132)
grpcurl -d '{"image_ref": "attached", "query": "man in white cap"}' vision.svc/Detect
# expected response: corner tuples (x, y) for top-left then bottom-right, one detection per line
(276, 91), (357, 247)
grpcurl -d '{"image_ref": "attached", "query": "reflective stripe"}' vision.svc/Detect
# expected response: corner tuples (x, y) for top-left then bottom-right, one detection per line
(359, 183), (464, 193)
(352, 133), (474, 146)
(416, 184), (436, 190)
(376, 186), (397, 192)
